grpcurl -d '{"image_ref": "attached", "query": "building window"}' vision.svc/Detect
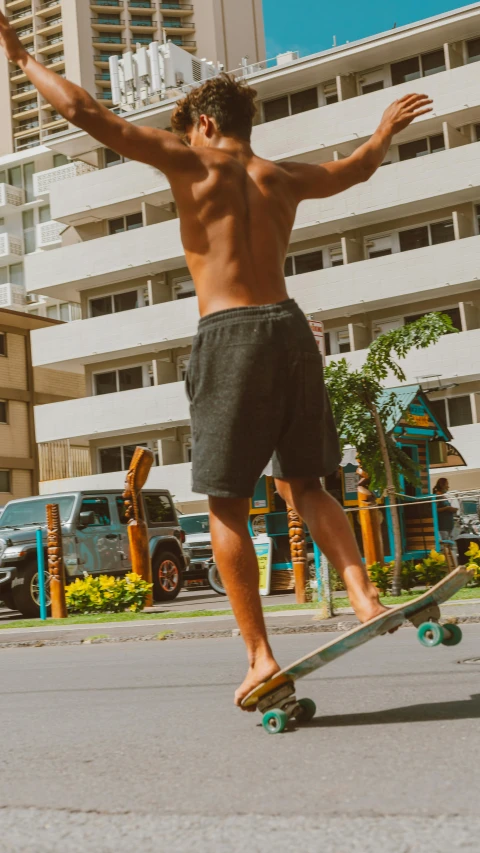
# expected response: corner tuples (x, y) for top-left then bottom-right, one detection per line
(104, 148), (125, 168)
(467, 37), (480, 64)
(94, 365), (145, 395)
(0, 470), (10, 493)
(99, 442), (158, 474)
(39, 204), (52, 224)
(22, 209), (36, 254)
(172, 277), (196, 299)
(0, 401), (7, 424)
(285, 249), (324, 277)
(398, 134), (444, 161)
(53, 153), (69, 168)
(177, 355), (190, 382)
(263, 87), (318, 123)
(362, 81), (384, 94)
(183, 435), (192, 463)
(391, 49), (445, 86)
(399, 220), (454, 252)
(404, 306), (461, 332)
(9, 263), (24, 287)
(0, 333), (5, 357)
(430, 396), (474, 428)
(325, 328), (350, 355)
(131, 16), (153, 25)
(476, 204), (480, 233)
(46, 305), (58, 319)
(108, 212), (143, 235)
(89, 287), (147, 317)
(323, 80), (338, 105)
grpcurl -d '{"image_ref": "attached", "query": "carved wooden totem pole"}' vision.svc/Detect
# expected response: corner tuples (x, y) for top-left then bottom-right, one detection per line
(357, 463), (384, 567)
(287, 506), (308, 603)
(46, 502), (67, 618)
(123, 446), (155, 607)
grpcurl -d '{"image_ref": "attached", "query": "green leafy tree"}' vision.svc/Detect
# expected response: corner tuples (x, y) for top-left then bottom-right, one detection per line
(324, 313), (455, 594)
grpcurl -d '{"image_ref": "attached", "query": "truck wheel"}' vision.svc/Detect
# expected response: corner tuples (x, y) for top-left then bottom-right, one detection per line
(208, 562), (226, 596)
(0, 587), (15, 611)
(152, 551), (183, 601)
(12, 559), (51, 618)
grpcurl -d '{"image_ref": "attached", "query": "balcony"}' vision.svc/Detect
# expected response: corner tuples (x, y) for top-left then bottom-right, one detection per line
(36, 16), (62, 36)
(36, 36), (64, 54)
(10, 82), (36, 100)
(129, 2), (153, 8)
(36, 0), (62, 16)
(13, 119), (40, 137)
(9, 7), (33, 24)
(36, 219), (63, 249)
(160, 3), (194, 15)
(38, 461), (197, 503)
(91, 34), (126, 46)
(90, 1), (121, 8)
(42, 113), (68, 131)
(15, 135), (41, 152)
(34, 380), (190, 443)
(130, 19), (157, 31)
(91, 16), (124, 29)
(96, 92), (113, 103)
(0, 182), (25, 211)
(168, 39), (196, 49)
(162, 20), (195, 33)
(93, 52), (123, 66)
(34, 160), (97, 198)
(0, 283), (26, 311)
(44, 52), (65, 68)
(0, 233), (23, 264)
(12, 99), (38, 116)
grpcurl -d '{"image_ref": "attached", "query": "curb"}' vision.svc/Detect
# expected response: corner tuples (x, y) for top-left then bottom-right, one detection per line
(1, 612), (479, 649)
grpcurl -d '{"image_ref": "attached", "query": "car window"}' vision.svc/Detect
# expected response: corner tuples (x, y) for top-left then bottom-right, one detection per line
(143, 494), (175, 526)
(115, 497), (129, 525)
(79, 497), (111, 526)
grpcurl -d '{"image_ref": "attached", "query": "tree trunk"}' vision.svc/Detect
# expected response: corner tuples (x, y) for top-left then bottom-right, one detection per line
(370, 405), (403, 596)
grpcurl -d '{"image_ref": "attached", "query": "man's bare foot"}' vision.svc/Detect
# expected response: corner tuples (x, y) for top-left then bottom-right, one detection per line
(234, 655), (281, 711)
(352, 595), (399, 634)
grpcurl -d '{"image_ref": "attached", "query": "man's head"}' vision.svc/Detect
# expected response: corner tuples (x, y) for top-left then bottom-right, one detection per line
(171, 74), (257, 146)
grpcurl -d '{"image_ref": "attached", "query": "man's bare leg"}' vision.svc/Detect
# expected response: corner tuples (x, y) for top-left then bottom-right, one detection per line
(209, 496), (280, 708)
(275, 477), (388, 622)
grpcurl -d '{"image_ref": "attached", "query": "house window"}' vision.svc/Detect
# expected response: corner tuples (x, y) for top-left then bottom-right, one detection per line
(22, 209), (36, 254)
(0, 333), (5, 357)
(0, 401), (7, 423)
(94, 365), (145, 395)
(89, 287), (147, 317)
(404, 306), (461, 332)
(399, 220), (454, 252)
(323, 81), (338, 105)
(398, 134), (445, 161)
(104, 148), (125, 168)
(263, 87), (318, 123)
(421, 49), (446, 76)
(366, 235), (392, 258)
(467, 37), (480, 64)
(284, 249), (324, 277)
(108, 212), (143, 234)
(325, 328), (350, 355)
(47, 304), (58, 319)
(0, 470), (10, 493)
(39, 204), (52, 224)
(9, 263), (24, 287)
(362, 81), (384, 94)
(447, 396), (473, 427)
(99, 443), (157, 474)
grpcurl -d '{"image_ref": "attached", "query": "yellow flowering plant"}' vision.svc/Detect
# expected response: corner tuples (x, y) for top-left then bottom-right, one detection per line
(464, 541), (480, 586)
(65, 572), (153, 614)
(414, 550), (447, 588)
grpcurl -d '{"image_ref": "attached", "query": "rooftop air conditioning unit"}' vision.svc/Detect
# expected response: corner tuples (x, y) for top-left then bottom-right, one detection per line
(110, 42), (221, 109)
(276, 51), (300, 66)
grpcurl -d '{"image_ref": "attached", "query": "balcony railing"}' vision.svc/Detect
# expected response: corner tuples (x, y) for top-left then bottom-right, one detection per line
(160, 3), (193, 9)
(0, 233), (23, 261)
(0, 283), (26, 311)
(39, 440), (92, 482)
(92, 35), (126, 43)
(163, 19), (195, 28)
(0, 183), (25, 208)
(169, 38), (196, 46)
(43, 35), (64, 46)
(16, 119), (40, 131)
(17, 26), (34, 37)
(96, 92), (113, 100)
(94, 52), (122, 61)
(95, 72), (111, 80)
(92, 0), (121, 5)
(11, 82), (35, 95)
(45, 52), (65, 65)
(129, 1), (153, 7)
(40, 15), (62, 28)
(91, 16), (124, 25)
(37, 219), (63, 249)
(40, 0), (61, 9)
(12, 100), (38, 114)
(33, 160), (97, 197)
(15, 136), (41, 152)
(9, 8), (33, 21)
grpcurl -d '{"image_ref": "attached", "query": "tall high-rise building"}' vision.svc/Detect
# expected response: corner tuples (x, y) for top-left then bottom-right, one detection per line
(0, 0), (265, 155)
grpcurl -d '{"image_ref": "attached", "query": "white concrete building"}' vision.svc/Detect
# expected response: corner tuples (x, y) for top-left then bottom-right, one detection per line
(24, 3), (480, 508)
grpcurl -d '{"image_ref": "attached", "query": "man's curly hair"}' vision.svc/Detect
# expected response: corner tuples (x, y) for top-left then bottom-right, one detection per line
(171, 74), (257, 142)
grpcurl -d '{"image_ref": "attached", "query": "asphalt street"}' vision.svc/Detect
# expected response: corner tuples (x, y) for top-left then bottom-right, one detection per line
(0, 626), (479, 852)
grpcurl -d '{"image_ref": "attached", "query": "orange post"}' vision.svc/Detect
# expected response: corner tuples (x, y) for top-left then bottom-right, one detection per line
(123, 446), (155, 607)
(357, 464), (384, 567)
(46, 502), (67, 619)
(287, 505), (308, 603)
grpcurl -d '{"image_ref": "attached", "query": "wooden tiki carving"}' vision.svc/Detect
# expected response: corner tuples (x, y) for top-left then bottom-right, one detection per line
(357, 464), (384, 567)
(46, 503), (67, 618)
(287, 506), (307, 603)
(123, 446), (155, 606)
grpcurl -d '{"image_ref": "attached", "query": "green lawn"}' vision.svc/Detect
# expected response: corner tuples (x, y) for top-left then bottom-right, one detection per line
(1, 587), (478, 631)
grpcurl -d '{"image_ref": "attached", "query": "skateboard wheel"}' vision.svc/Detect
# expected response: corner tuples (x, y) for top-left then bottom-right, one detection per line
(296, 698), (316, 722)
(262, 709), (288, 734)
(417, 621), (443, 647)
(441, 623), (463, 647)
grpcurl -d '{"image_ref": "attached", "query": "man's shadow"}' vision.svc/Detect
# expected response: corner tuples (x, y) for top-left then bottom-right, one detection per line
(304, 692), (480, 728)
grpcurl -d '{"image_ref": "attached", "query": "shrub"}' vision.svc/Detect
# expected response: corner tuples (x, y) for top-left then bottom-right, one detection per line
(414, 550), (447, 588)
(464, 541), (480, 587)
(66, 572), (152, 614)
(399, 560), (418, 592)
(368, 562), (391, 596)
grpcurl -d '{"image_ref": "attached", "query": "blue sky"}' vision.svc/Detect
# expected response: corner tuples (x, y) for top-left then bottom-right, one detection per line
(262, 1), (469, 58)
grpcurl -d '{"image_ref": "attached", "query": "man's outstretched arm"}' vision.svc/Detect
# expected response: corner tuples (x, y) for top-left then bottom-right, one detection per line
(285, 93), (433, 200)
(0, 12), (191, 176)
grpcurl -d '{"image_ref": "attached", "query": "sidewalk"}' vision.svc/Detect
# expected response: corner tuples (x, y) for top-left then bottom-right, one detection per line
(0, 594), (479, 648)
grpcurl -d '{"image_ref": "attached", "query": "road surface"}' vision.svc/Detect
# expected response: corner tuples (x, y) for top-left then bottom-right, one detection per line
(0, 625), (479, 852)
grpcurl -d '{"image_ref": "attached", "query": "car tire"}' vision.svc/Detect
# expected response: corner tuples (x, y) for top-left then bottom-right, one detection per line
(207, 562), (226, 596)
(152, 550), (183, 601)
(0, 586), (15, 611)
(12, 558), (51, 619)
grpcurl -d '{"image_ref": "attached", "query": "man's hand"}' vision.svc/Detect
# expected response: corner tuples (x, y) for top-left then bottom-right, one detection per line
(379, 93), (433, 136)
(0, 11), (27, 65)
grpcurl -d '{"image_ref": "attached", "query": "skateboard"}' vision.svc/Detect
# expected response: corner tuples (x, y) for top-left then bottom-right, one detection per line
(242, 566), (474, 733)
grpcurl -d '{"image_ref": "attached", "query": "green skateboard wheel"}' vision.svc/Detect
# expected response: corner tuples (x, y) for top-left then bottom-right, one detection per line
(417, 621), (444, 647)
(262, 709), (288, 734)
(296, 698), (316, 722)
(441, 623), (463, 646)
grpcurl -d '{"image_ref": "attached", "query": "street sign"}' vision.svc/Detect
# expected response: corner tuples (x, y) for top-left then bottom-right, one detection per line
(308, 318), (326, 361)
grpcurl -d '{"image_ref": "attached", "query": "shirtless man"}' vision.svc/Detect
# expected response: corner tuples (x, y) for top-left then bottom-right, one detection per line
(0, 14), (432, 706)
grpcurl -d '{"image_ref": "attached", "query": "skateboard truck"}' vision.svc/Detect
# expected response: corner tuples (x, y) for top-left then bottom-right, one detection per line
(257, 681), (316, 734)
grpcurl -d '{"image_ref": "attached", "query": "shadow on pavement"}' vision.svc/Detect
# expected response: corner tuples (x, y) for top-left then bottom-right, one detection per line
(306, 693), (480, 727)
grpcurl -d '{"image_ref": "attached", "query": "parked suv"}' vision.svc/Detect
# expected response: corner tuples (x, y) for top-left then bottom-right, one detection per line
(0, 489), (187, 617)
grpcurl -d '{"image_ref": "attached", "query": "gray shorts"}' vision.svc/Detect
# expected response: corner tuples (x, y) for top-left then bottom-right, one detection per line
(186, 299), (341, 499)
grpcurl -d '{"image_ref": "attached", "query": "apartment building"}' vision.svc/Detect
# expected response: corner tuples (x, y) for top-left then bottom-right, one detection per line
(0, 307), (85, 505)
(0, 0), (265, 155)
(24, 2), (480, 509)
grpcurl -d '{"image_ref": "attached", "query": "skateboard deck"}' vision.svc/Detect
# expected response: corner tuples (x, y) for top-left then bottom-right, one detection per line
(242, 566), (474, 732)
